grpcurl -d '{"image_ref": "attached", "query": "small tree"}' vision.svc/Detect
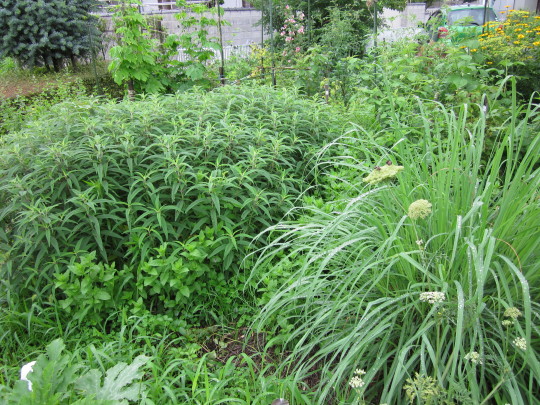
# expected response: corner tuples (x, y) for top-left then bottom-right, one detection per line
(0, 0), (100, 71)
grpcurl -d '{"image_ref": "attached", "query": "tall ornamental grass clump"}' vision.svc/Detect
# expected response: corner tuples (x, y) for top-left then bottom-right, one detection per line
(0, 86), (340, 324)
(250, 93), (540, 403)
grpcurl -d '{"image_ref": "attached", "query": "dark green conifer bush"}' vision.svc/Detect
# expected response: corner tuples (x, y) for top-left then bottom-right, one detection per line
(0, 86), (340, 323)
(0, 0), (100, 71)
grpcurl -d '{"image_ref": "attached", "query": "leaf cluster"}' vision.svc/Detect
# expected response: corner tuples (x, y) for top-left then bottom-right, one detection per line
(0, 86), (341, 323)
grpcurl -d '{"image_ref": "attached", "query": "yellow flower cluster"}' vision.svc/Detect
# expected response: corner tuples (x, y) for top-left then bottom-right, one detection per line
(475, 9), (540, 69)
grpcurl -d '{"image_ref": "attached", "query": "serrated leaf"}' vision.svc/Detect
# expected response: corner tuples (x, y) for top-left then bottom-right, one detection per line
(75, 355), (150, 402)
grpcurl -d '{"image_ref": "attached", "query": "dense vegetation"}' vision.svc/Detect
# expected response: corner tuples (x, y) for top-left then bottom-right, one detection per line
(0, 0), (100, 71)
(1, 2), (539, 404)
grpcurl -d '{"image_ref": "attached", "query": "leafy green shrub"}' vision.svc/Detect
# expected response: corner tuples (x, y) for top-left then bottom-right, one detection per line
(0, 86), (340, 323)
(250, 95), (540, 403)
(346, 41), (508, 141)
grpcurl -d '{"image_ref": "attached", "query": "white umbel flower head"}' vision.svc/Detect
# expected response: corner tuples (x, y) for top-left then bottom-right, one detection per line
(504, 307), (522, 319)
(513, 337), (527, 351)
(20, 361), (36, 391)
(408, 200), (432, 220)
(349, 376), (365, 389)
(349, 368), (367, 389)
(419, 291), (446, 304)
(464, 351), (483, 365)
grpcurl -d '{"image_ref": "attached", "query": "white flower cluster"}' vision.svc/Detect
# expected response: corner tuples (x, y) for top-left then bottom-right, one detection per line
(408, 199), (432, 220)
(464, 351), (483, 365)
(363, 164), (404, 185)
(513, 337), (527, 351)
(419, 291), (446, 304)
(349, 369), (366, 389)
(504, 307), (522, 320)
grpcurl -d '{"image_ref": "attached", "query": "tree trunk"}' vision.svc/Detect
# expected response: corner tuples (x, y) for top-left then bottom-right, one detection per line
(52, 57), (62, 72)
(127, 79), (136, 100)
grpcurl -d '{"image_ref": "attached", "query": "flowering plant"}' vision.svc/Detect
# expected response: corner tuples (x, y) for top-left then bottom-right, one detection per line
(478, 9), (540, 97)
(280, 5), (306, 63)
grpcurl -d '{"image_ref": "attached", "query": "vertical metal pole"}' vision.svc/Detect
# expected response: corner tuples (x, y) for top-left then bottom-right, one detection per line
(269, 0), (276, 86)
(260, 1), (265, 80)
(373, 1), (377, 49)
(307, 0), (311, 45)
(216, 0), (225, 85)
(482, 0), (488, 34)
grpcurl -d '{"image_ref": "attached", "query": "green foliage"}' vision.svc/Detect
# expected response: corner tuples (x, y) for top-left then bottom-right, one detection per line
(173, 0), (226, 88)
(108, 0), (170, 94)
(0, 57), (16, 76)
(0, 79), (88, 136)
(0, 339), (149, 404)
(75, 355), (149, 403)
(0, 86), (340, 323)
(108, 0), (227, 94)
(319, 7), (373, 60)
(250, 91), (540, 403)
(254, 0), (406, 55)
(0, 0), (101, 71)
(54, 252), (129, 325)
(346, 41), (510, 142)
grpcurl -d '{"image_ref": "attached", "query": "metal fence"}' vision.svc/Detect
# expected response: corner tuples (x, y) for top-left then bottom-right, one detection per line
(173, 44), (253, 62)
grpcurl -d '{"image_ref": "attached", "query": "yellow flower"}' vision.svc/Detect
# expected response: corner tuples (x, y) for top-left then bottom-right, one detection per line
(518, 34), (525, 39)
(486, 61), (493, 64)
(470, 48), (477, 52)
(513, 41), (521, 45)
(534, 41), (540, 46)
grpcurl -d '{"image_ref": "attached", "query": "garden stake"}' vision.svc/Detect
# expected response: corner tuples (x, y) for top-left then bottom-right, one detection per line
(216, 0), (226, 85)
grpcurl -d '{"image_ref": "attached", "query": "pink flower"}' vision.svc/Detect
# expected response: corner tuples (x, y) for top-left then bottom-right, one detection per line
(298, 26), (304, 34)
(298, 12), (305, 20)
(295, 46), (301, 52)
(280, 31), (285, 36)
(285, 36), (293, 42)
(285, 5), (290, 9)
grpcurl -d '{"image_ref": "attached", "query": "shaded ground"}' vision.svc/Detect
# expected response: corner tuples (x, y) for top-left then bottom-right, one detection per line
(0, 62), (114, 99)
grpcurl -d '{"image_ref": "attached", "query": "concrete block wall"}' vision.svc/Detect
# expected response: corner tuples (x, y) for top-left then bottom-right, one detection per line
(100, 8), (264, 47)
(382, 3), (429, 29)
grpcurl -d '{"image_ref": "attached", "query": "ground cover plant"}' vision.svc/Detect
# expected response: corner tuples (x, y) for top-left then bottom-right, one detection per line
(249, 86), (540, 403)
